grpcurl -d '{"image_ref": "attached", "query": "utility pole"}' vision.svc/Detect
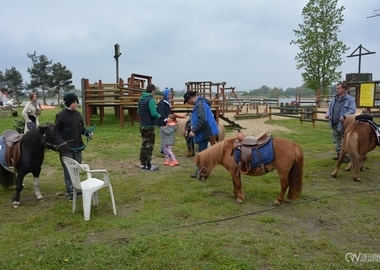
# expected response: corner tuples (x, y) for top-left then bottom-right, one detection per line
(114, 44), (122, 83)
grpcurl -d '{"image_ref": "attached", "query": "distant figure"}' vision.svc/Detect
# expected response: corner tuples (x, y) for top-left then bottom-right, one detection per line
(55, 93), (93, 201)
(161, 114), (179, 166)
(325, 82), (356, 161)
(22, 92), (42, 133)
(183, 91), (219, 178)
(138, 84), (161, 171)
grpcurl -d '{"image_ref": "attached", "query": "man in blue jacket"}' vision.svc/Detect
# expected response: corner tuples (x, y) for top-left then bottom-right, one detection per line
(183, 91), (219, 178)
(325, 82), (356, 161)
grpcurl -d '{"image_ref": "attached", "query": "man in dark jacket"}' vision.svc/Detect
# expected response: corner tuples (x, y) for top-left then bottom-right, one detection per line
(55, 93), (92, 201)
(183, 91), (219, 178)
(138, 84), (161, 171)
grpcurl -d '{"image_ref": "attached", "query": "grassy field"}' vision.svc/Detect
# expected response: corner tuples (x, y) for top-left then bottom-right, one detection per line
(0, 107), (379, 270)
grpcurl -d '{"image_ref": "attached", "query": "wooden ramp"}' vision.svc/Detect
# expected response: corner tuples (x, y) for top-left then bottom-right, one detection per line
(219, 114), (244, 129)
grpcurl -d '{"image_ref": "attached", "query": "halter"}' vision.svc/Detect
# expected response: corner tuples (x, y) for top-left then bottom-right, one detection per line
(197, 166), (210, 179)
(43, 135), (68, 151)
(69, 125), (96, 151)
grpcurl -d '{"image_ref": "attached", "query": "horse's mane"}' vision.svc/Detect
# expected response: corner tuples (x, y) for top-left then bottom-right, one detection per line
(196, 137), (235, 170)
(22, 127), (44, 153)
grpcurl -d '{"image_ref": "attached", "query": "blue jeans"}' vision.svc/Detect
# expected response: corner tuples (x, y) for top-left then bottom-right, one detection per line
(60, 151), (82, 195)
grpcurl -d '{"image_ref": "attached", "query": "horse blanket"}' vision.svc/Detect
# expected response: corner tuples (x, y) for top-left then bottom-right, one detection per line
(234, 137), (275, 168)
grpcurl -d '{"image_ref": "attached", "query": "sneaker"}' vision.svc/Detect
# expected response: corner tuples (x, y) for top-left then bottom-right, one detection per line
(141, 165), (146, 170)
(66, 193), (73, 202)
(143, 165), (159, 171)
(164, 160), (170, 165)
(333, 155), (339, 160)
(190, 173), (198, 178)
(169, 161), (179, 167)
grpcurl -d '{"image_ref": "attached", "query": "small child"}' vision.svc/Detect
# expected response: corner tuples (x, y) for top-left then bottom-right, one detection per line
(161, 114), (179, 166)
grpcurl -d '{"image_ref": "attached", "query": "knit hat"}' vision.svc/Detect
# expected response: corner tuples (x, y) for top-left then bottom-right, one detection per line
(183, 91), (197, 104)
(64, 93), (79, 107)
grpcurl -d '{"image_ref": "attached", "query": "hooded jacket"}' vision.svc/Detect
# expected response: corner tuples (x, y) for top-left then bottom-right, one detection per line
(161, 122), (178, 146)
(191, 96), (219, 143)
(156, 88), (171, 127)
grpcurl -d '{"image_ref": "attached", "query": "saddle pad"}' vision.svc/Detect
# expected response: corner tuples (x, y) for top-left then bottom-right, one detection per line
(0, 136), (8, 167)
(234, 138), (275, 168)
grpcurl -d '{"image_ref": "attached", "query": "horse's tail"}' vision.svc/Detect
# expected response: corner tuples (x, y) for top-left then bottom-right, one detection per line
(288, 143), (304, 199)
(345, 130), (360, 167)
(0, 165), (16, 189)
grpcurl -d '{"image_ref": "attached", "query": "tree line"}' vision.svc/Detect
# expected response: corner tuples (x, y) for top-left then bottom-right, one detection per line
(0, 51), (74, 106)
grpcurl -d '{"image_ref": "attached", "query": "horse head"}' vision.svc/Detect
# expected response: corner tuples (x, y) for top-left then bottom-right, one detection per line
(39, 123), (69, 153)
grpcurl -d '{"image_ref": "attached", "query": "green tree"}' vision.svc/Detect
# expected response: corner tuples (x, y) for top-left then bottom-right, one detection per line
(3, 67), (24, 105)
(290, 0), (349, 95)
(49, 62), (74, 104)
(27, 51), (53, 105)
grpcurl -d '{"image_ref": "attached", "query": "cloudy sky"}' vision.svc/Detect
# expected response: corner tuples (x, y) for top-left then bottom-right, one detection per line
(1, 0), (379, 92)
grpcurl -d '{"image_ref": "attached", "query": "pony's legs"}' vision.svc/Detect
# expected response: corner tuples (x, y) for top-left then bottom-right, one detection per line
(12, 173), (26, 208)
(231, 174), (244, 203)
(274, 175), (289, 205)
(33, 176), (44, 201)
(331, 150), (347, 178)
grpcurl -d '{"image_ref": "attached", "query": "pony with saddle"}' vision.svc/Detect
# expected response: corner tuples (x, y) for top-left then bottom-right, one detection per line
(194, 130), (304, 204)
(177, 117), (225, 157)
(332, 114), (380, 182)
(0, 124), (69, 208)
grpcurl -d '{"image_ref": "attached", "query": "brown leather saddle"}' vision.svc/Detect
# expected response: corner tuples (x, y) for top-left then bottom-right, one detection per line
(2, 130), (22, 168)
(233, 133), (272, 175)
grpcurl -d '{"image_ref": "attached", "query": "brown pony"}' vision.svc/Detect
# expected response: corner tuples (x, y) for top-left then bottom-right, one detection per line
(194, 135), (304, 205)
(177, 118), (225, 157)
(331, 114), (378, 182)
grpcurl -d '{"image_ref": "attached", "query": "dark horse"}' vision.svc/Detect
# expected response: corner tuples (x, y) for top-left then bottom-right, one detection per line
(332, 114), (379, 182)
(0, 124), (69, 208)
(194, 132), (304, 205)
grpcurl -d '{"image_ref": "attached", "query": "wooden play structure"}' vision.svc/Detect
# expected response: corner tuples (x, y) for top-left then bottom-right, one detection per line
(82, 77), (225, 128)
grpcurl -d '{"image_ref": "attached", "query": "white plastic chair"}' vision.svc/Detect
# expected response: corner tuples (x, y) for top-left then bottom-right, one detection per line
(62, 157), (117, 221)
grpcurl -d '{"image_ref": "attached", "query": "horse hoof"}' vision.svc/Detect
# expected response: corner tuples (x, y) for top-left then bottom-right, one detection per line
(285, 198), (292, 203)
(273, 200), (281, 206)
(12, 201), (20, 209)
(236, 198), (244, 204)
(344, 167), (350, 171)
(37, 195), (44, 201)
(331, 173), (337, 178)
(354, 178), (361, 182)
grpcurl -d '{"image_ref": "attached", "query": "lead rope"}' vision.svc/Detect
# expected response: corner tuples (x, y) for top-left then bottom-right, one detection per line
(69, 125), (96, 151)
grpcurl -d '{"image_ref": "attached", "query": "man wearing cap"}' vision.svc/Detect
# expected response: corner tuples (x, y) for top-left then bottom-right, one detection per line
(183, 91), (219, 178)
(55, 93), (92, 201)
(138, 84), (161, 171)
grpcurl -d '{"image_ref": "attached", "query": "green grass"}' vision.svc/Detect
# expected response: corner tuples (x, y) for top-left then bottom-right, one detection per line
(0, 107), (379, 269)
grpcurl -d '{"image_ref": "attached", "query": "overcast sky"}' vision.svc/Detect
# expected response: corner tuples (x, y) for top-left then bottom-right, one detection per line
(1, 0), (379, 92)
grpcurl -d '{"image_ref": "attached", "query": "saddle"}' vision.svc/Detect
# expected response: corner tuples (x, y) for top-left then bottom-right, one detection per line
(2, 130), (22, 168)
(355, 114), (380, 145)
(233, 132), (272, 175)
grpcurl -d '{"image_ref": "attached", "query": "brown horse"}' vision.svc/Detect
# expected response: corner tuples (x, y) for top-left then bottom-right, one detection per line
(177, 118), (225, 156)
(331, 114), (379, 182)
(194, 134), (304, 205)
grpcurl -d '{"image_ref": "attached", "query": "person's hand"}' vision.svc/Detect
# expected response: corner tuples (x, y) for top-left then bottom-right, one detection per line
(189, 131), (195, 137)
(325, 114), (330, 119)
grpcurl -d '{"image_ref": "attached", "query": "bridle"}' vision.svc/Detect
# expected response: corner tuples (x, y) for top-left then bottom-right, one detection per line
(43, 134), (68, 151)
(197, 166), (210, 180)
